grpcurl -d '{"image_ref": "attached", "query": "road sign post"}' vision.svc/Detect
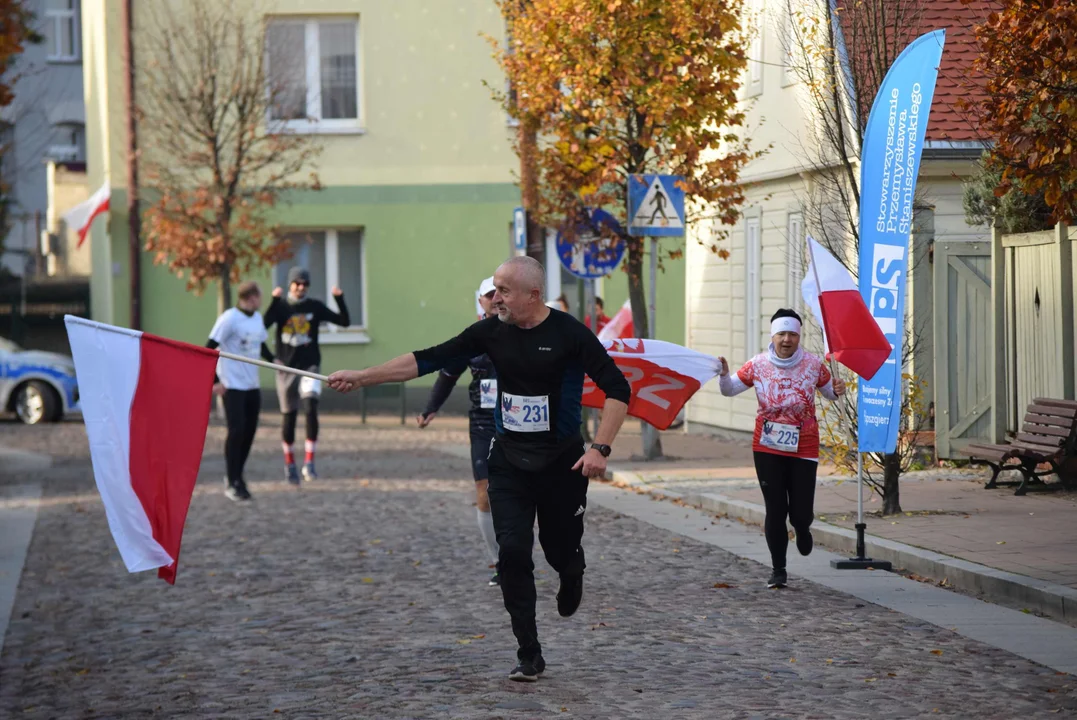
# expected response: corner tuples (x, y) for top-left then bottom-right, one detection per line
(513, 207), (527, 256)
(628, 175), (686, 459)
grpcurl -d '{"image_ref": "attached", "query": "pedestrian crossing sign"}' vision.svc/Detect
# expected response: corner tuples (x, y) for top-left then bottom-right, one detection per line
(628, 174), (685, 236)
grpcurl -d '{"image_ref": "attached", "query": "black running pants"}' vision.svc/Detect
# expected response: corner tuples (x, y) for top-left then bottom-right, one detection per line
(223, 389), (261, 487)
(753, 451), (818, 570)
(487, 441), (588, 661)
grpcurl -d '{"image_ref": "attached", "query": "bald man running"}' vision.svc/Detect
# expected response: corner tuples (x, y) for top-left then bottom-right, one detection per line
(329, 257), (631, 682)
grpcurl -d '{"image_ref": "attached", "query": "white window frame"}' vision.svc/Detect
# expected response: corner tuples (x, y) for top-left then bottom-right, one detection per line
(45, 1), (80, 63)
(745, 213), (762, 354)
(747, 0), (764, 97)
(265, 17), (364, 135)
(48, 122), (83, 163)
(786, 211), (804, 310)
(278, 228), (370, 344)
(504, 18), (519, 128)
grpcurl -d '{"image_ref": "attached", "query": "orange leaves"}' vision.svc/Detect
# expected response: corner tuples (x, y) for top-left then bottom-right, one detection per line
(491, 0), (755, 237)
(971, 0), (1077, 224)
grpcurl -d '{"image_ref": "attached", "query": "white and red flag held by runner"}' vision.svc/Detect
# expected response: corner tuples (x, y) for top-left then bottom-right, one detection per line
(583, 338), (721, 429)
(65, 315), (218, 584)
(596, 299), (635, 342)
(801, 236), (892, 381)
(61, 180), (110, 249)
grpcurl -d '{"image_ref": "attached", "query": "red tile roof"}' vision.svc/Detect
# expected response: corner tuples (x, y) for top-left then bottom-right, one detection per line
(837, 0), (998, 143)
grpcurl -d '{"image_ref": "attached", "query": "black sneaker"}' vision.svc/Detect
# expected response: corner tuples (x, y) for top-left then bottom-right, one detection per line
(508, 654), (545, 682)
(488, 571), (500, 587)
(767, 568), (788, 589)
(796, 529), (813, 556)
(556, 574), (583, 617)
(236, 484), (253, 501)
(285, 464), (300, 485)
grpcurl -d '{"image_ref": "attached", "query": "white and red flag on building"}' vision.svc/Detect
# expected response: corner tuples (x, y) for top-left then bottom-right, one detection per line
(583, 338), (721, 429)
(62, 179), (110, 249)
(801, 235), (892, 381)
(64, 315), (217, 584)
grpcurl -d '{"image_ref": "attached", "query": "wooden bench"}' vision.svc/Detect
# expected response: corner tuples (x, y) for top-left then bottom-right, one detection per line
(966, 398), (1077, 495)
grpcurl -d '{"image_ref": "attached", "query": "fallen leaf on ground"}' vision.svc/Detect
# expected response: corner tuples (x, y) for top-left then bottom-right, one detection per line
(713, 582), (735, 589)
(362, 578), (374, 583)
(457, 639), (471, 645)
(931, 649), (943, 656)
(997, 541), (1006, 545)
(471, 634), (485, 639)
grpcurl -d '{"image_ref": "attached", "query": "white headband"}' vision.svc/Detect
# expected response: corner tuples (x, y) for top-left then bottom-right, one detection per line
(771, 317), (801, 336)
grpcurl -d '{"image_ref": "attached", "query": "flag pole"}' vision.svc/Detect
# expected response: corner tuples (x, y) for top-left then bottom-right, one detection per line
(218, 352), (329, 382)
(807, 240), (890, 572)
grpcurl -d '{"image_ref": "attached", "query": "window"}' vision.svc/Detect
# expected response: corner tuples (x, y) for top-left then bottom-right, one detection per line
(745, 215), (762, 353)
(45, 0), (79, 62)
(266, 17), (360, 133)
(747, 0), (764, 97)
(48, 123), (84, 163)
(273, 229), (367, 341)
(786, 211), (804, 309)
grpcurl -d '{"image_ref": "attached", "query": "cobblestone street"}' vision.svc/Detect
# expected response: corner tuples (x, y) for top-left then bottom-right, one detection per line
(2, 417), (1076, 718)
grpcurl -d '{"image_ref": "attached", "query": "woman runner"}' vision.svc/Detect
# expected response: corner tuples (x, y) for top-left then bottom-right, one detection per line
(719, 308), (846, 588)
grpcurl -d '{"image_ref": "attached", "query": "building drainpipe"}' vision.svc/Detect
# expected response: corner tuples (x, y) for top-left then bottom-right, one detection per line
(122, 0), (141, 330)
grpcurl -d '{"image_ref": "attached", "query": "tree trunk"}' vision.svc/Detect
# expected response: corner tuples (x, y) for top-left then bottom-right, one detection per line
(217, 264), (232, 315)
(881, 451), (902, 515)
(626, 236), (663, 460)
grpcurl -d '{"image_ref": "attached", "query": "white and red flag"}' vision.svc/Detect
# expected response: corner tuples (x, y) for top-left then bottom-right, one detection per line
(801, 236), (892, 381)
(62, 180), (111, 249)
(596, 299), (635, 342)
(64, 315), (217, 584)
(583, 338), (721, 429)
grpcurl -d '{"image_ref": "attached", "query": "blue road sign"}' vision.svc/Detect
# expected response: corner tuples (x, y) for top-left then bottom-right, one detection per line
(513, 207), (527, 251)
(628, 174), (685, 236)
(556, 208), (626, 279)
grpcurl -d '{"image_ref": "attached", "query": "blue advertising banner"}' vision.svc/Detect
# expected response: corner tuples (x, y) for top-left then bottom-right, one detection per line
(857, 29), (945, 454)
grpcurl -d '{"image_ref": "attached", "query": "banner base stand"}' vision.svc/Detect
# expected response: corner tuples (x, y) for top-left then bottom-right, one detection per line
(830, 523), (893, 571)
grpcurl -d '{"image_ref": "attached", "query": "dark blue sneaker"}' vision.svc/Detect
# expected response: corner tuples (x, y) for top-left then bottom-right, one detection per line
(508, 654), (545, 682)
(285, 464), (300, 485)
(302, 462), (317, 482)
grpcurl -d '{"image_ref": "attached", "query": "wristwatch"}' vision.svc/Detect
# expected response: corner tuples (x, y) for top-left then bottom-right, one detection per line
(590, 443), (612, 458)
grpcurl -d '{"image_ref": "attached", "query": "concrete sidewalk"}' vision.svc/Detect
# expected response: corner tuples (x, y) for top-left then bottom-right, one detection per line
(606, 424), (1077, 624)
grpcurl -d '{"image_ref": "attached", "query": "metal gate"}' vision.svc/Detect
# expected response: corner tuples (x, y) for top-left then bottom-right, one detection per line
(933, 241), (994, 458)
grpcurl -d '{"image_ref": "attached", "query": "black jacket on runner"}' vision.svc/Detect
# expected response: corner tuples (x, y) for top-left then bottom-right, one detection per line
(424, 353), (498, 430)
(413, 309), (631, 471)
(263, 295), (350, 369)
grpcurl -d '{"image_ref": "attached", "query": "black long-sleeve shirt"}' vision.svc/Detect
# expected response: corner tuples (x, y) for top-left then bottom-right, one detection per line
(263, 294), (350, 369)
(413, 309), (630, 471)
(423, 353), (497, 430)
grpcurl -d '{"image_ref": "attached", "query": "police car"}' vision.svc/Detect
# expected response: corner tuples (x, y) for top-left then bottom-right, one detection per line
(0, 336), (81, 425)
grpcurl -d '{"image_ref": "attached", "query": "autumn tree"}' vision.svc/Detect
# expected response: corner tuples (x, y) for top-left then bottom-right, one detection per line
(0, 0), (41, 262)
(782, 0), (953, 514)
(967, 0), (1077, 225)
(140, 0), (322, 313)
(492, 0), (755, 335)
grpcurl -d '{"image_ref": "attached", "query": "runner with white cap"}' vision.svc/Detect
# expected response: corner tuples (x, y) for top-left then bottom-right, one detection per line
(718, 308), (846, 589)
(417, 276), (502, 586)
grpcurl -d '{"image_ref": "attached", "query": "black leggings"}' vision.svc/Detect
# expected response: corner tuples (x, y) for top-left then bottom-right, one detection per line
(487, 441), (588, 661)
(753, 451), (818, 570)
(224, 389), (261, 487)
(281, 398), (319, 445)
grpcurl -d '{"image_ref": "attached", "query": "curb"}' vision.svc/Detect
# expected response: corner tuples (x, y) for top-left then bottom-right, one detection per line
(605, 469), (1077, 625)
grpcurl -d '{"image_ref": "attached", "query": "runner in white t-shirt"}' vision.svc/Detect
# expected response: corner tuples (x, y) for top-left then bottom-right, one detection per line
(207, 281), (276, 501)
